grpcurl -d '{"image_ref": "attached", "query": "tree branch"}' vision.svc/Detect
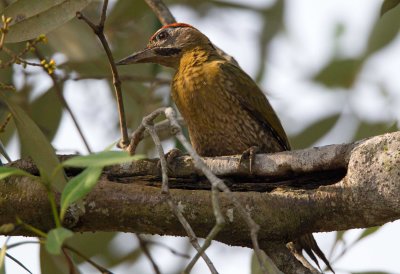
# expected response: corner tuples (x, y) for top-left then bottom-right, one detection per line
(1, 132), (399, 263)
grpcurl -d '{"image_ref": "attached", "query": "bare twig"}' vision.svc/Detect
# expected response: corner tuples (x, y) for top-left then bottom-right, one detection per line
(136, 234), (161, 274)
(130, 107), (273, 273)
(140, 108), (219, 274)
(76, 0), (129, 148)
(144, 0), (176, 25)
(33, 48), (92, 153)
(144, 239), (190, 259)
(125, 115), (185, 155)
(164, 107), (272, 274)
(62, 248), (79, 274)
(184, 184), (226, 273)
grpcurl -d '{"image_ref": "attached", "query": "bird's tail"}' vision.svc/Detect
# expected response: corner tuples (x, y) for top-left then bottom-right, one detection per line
(293, 233), (335, 273)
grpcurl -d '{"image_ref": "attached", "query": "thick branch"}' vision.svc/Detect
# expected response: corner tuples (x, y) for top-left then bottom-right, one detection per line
(1, 132), (399, 247)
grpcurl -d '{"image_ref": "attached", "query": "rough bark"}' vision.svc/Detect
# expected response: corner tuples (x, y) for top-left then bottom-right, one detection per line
(1, 132), (399, 249)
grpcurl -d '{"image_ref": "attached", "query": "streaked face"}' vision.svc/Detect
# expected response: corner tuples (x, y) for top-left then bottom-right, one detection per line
(116, 23), (210, 68)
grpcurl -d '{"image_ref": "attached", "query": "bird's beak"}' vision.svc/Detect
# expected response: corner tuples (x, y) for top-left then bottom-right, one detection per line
(116, 48), (158, 65)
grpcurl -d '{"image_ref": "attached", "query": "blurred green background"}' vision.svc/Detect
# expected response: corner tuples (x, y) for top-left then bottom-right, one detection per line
(0, 0), (399, 273)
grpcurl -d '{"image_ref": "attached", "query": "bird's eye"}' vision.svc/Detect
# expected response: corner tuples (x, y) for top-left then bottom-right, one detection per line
(156, 31), (168, 41)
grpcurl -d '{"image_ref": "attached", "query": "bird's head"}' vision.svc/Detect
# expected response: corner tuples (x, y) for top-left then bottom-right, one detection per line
(116, 23), (212, 68)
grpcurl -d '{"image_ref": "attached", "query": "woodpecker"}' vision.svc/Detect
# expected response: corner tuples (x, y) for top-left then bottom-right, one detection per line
(117, 23), (334, 273)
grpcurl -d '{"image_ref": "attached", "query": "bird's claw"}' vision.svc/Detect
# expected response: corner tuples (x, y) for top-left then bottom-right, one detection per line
(239, 146), (260, 174)
(157, 148), (185, 173)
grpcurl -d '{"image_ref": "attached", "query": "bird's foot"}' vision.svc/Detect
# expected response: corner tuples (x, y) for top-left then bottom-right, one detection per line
(239, 146), (260, 174)
(157, 148), (186, 173)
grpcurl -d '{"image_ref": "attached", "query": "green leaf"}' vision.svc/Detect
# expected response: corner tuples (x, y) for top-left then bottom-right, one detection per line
(0, 91), (67, 191)
(380, 0), (400, 16)
(313, 59), (362, 88)
(45, 227), (73, 255)
(47, 18), (103, 61)
(353, 121), (397, 141)
(66, 232), (142, 266)
(30, 88), (63, 142)
(60, 166), (102, 220)
(250, 251), (282, 274)
(290, 115), (340, 149)
(4, 0), (94, 43)
(366, 3), (400, 56)
(0, 166), (36, 180)
(356, 226), (381, 242)
(40, 246), (71, 274)
(62, 151), (143, 167)
(0, 224), (15, 234)
(2, 0), (65, 20)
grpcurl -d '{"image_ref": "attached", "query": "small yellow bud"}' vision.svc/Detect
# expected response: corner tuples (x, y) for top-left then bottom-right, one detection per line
(40, 59), (46, 65)
(5, 17), (12, 24)
(37, 34), (48, 43)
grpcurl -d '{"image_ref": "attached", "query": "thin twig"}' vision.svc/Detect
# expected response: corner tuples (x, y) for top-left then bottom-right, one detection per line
(144, 240), (190, 259)
(141, 108), (219, 274)
(135, 234), (161, 274)
(62, 248), (79, 274)
(125, 107), (273, 273)
(144, 0), (176, 25)
(76, 0), (129, 148)
(33, 48), (92, 153)
(4, 252), (33, 274)
(184, 184), (225, 273)
(164, 107), (271, 274)
(6, 241), (40, 250)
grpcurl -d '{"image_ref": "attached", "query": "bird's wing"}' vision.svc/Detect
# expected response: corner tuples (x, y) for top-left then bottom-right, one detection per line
(218, 61), (291, 150)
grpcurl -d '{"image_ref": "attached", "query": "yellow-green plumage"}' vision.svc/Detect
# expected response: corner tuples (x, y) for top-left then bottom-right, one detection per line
(172, 45), (290, 157)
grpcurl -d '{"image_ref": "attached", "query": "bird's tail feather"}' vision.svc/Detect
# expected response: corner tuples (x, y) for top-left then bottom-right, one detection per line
(293, 233), (335, 273)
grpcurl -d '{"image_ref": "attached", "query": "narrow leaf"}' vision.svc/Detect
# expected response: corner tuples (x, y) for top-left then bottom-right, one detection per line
(356, 226), (381, 242)
(45, 227), (73, 255)
(353, 121), (397, 141)
(0, 166), (36, 180)
(40, 246), (70, 274)
(60, 166), (102, 220)
(62, 151), (143, 167)
(3, 0), (65, 21)
(250, 251), (282, 274)
(366, 3), (400, 56)
(0, 92), (66, 190)
(4, 0), (93, 43)
(380, 0), (400, 16)
(290, 115), (340, 149)
(313, 59), (362, 88)
(30, 88), (63, 142)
